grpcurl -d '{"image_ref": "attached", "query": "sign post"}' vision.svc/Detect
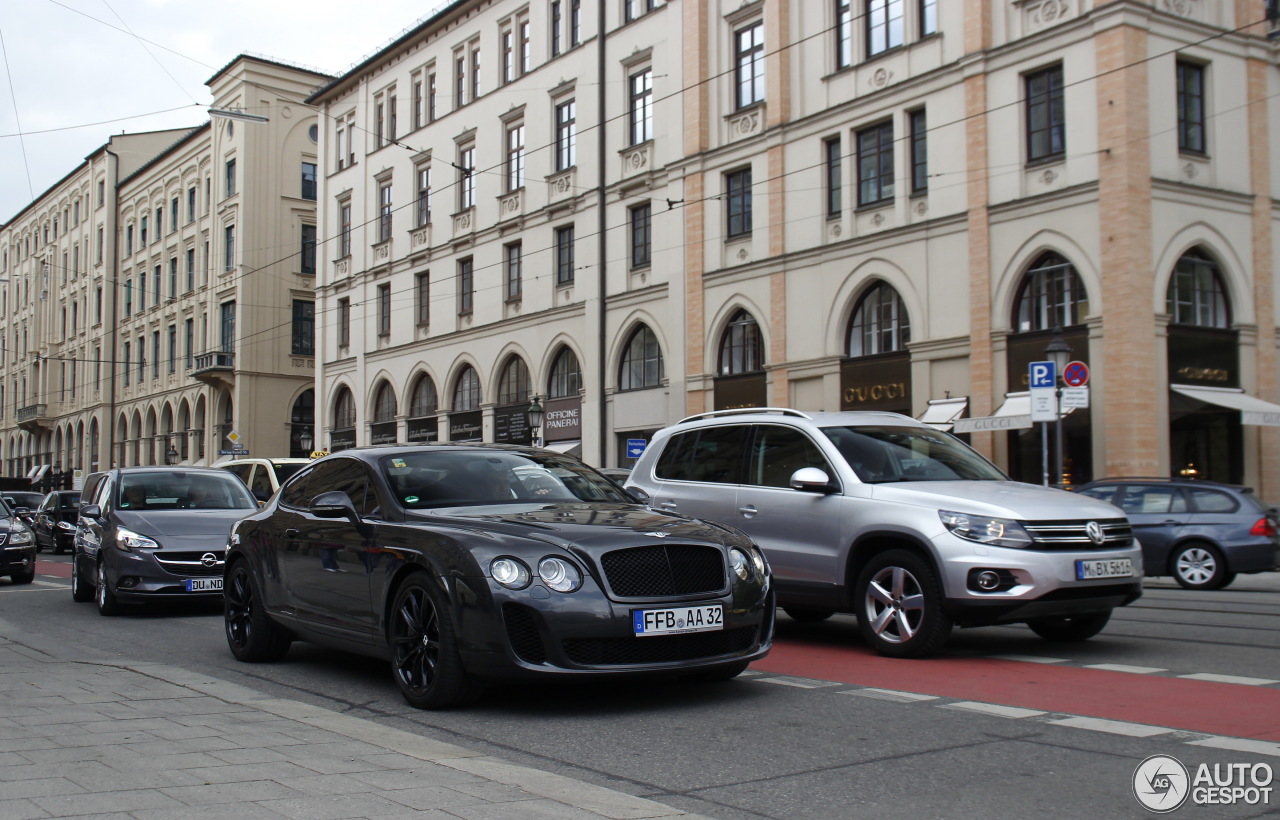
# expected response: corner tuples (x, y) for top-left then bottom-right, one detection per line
(1029, 362), (1056, 486)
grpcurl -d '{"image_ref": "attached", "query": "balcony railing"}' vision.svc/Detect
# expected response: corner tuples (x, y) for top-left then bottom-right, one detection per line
(192, 351), (235, 386)
(17, 403), (50, 432)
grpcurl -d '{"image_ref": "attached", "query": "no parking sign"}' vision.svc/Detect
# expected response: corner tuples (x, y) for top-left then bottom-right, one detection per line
(1063, 360), (1090, 387)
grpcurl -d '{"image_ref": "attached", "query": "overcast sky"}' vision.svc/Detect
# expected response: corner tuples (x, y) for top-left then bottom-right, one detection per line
(0, 0), (441, 222)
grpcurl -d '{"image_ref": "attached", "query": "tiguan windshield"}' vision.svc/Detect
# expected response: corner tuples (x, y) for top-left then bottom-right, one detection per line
(821, 425), (1009, 483)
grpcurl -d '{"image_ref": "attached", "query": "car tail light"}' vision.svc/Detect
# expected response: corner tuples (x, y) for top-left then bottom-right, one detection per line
(1249, 517), (1276, 537)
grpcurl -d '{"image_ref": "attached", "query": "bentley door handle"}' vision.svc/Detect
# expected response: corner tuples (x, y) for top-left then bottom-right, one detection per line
(284, 528), (300, 538)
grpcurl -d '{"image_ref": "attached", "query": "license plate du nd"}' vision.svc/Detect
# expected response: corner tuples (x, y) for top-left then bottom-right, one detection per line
(185, 578), (223, 592)
(633, 604), (723, 637)
(1075, 558), (1133, 580)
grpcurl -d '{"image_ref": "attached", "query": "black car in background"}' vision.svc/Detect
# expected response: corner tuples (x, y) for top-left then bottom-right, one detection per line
(71, 468), (259, 614)
(1075, 478), (1280, 590)
(0, 496), (37, 585)
(34, 490), (81, 554)
(3, 491), (45, 529)
(224, 444), (774, 709)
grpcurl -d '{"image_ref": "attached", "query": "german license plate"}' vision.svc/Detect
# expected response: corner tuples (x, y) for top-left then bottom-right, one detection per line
(633, 605), (723, 637)
(184, 578), (223, 592)
(1075, 558), (1133, 580)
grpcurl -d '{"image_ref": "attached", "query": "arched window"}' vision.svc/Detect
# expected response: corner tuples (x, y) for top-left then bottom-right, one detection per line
(453, 366), (481, 411)
(497, 357), (530, 404)
(373, 381), (397, 422)
(409, 374), (438, 416)
(848, 282), (910, 356)
(619, 324), (664, 390)
(1167, 249), (1229, 328)
(718, 309), (764, 375)
(1012, 252), (1089, 332)
(548, 347), (581, 398)
(334, 386), (356, 429)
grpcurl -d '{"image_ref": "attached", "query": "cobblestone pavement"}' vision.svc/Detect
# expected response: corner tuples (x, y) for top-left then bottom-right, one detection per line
(0, 638), (712, 820)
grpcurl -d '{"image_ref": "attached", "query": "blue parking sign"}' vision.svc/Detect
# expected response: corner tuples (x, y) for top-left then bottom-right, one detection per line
(626, 438), (647, 458)
(1029, 361), (1056, 389)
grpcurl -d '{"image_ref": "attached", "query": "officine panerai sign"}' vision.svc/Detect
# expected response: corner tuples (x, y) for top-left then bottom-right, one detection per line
(542, 397), (582, 441)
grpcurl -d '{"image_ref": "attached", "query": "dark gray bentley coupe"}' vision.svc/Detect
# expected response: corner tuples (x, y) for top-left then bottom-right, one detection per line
(224, 444), (774, 709)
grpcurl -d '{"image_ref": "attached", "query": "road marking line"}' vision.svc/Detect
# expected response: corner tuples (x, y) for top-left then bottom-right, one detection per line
(754, 676), (842, 689)
(1048, 716), (1172, 737)
(1084, 664), (1167, 674)
(987, 655), (1069, 664)
(1188, 737), (1280, 758)
(840, 688), (939, 703)
(943, 701), (1046, 719)
(1178, 673), (1280, 686)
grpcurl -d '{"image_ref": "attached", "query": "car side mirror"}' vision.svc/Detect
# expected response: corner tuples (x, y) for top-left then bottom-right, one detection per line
(310, 491), (359, 520)
(79, 504), (103, 520)
(625, 486), (651, 505)
(790, 467), (838, 494)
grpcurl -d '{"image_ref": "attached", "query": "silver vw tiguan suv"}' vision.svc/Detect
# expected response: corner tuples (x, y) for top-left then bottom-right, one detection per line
(626, 408), (1142, 657)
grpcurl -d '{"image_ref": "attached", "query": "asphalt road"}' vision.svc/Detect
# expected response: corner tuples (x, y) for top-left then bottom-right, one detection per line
(4, 557), (1278, 819)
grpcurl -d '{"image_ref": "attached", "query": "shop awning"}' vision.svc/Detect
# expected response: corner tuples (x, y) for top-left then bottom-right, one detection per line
(917, 397), (968, 431)
(952, 393), (1033, 434)
(544, 440), (582, 456)
(1171, 385), (1280, 427)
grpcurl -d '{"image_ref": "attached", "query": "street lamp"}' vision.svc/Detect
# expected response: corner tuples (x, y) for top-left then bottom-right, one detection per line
(299, 431), (313, 453)
(1044, 329), (1073, 487)
(525, 395), (545, 448)
(164, 443), (179, 465)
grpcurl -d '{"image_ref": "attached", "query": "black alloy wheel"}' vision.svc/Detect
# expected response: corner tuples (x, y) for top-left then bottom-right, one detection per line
(224, 560), (291, 662)
(9, 563), (35, 584)
(388, 572), (475, 709)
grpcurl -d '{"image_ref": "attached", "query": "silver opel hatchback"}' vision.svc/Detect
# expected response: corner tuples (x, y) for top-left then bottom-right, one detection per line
(627, 408), (1144, 657)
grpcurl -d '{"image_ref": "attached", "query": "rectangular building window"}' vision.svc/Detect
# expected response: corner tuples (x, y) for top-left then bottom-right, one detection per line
(725, 168), (753, 238)
(378, 182), (393, 242)
(555, 225), (575, 285)
(156, 206), (163, 237)
(168, 325), (177, 374)
(551, 0), (563, 55)
(416, 166), (432, 227)
(520, 18), (531, 73)
(186, 248), (195, 291)
(224, 224), (236, 272)
(168, 257), (178, 298)
(458, 257), (474, 315)
(556, 99), (576, 170)
(459, 145), (476, 209)
(629, 69), (653, 145)
(185, 319), (193, 369)
(293, 300), (315, 354)
(505, 242), (522, 301)
(340, 202), (352, 257)
(375, 100), (385, 147)
(122, 342), (130, 386)
(388, 94), (397, 142)
(625, 0), (655, 22)
(413, 77), (423, 130)
(825, 136), (842, 216)
(137, 335), (145, 383)
(857, 120), (895, 205)
(140, 217), (147, 248)
(867, 0), (904, 56)
(416, 271), (430, 326)
(188, 186), (196, 221)
(471, 44), (481, 101)
(152, 331), (160, 379)
(735, 22), (765, 109)
(836, 0), (852, 69)
(503, 28), (515, 84)
(336, 123), (346, 170)
(139, 271), (147, 311)
(170, 198), (178, 230)
(338, 298), (351, 347)
(1026, 64), (1066, 162)
(153, 263), (161, 304)
(506, 123), (526, 191)
(920, 0), (937, 35)
(1177, 60), (1205, 154)
(301, 225), (317, 274)
(456, 52), (468, 107)
(375, 284), (391, 336)
(630, 203), (651, 268)
(428, 71), (437, 121)
(910, 108), (928, 193)
(571, 0), (581, 45)
(302, 162), (317, 200)
(220, 301), (236, 353)
(225, 159), (236, 197)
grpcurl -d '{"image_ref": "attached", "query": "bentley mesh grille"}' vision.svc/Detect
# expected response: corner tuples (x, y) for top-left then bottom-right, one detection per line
(599, 544), (726, 597)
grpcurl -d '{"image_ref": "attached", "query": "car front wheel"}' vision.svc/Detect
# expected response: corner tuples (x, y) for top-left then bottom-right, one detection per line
(388, 573), (475, 709)
(855, 549), (953, 658)
(225, 560), (291, 662)
(1172, 543), (1232, 590)
(71, 556), (93, 602)
(9, 563), (34, 584)
(1027, 611), (1112, 642)
(95, 560), (121, 616)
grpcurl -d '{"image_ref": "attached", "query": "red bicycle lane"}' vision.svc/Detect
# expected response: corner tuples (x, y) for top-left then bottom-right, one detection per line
(753, 636), (1280, 742)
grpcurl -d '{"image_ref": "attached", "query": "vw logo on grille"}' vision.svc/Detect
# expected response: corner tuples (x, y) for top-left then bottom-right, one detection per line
(200, 552), (220, 568)
(1085, 521), (1105, 545)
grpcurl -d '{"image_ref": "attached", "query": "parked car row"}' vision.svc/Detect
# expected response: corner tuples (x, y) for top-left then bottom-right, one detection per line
(9, 408), (1275, 711)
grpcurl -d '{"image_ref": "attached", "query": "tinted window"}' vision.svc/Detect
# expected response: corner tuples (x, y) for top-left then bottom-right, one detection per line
(117, 472), (256, 510)
(823, 425), (1007, 482)
(745, 425), (832, 488)
(279, 468), (314, 509)
(224, 464), (253, 483)
(305, 459), (373, 514)
(383, 451), (629, 508)
(1187, 488), (1239, 514)
(1118, 485), (1188, 515)
(654, 426), (749, 484)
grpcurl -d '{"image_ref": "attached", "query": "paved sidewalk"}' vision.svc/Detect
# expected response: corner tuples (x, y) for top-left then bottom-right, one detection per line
(0, 638), (713, 820)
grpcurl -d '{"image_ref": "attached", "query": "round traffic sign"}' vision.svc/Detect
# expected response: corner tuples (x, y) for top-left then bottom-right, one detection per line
(1062, 360), (1090, 387)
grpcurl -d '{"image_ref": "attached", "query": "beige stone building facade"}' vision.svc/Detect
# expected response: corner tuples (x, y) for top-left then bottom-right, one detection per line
(307, 0), (1280, 497)
(0, 56), (328, 481)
